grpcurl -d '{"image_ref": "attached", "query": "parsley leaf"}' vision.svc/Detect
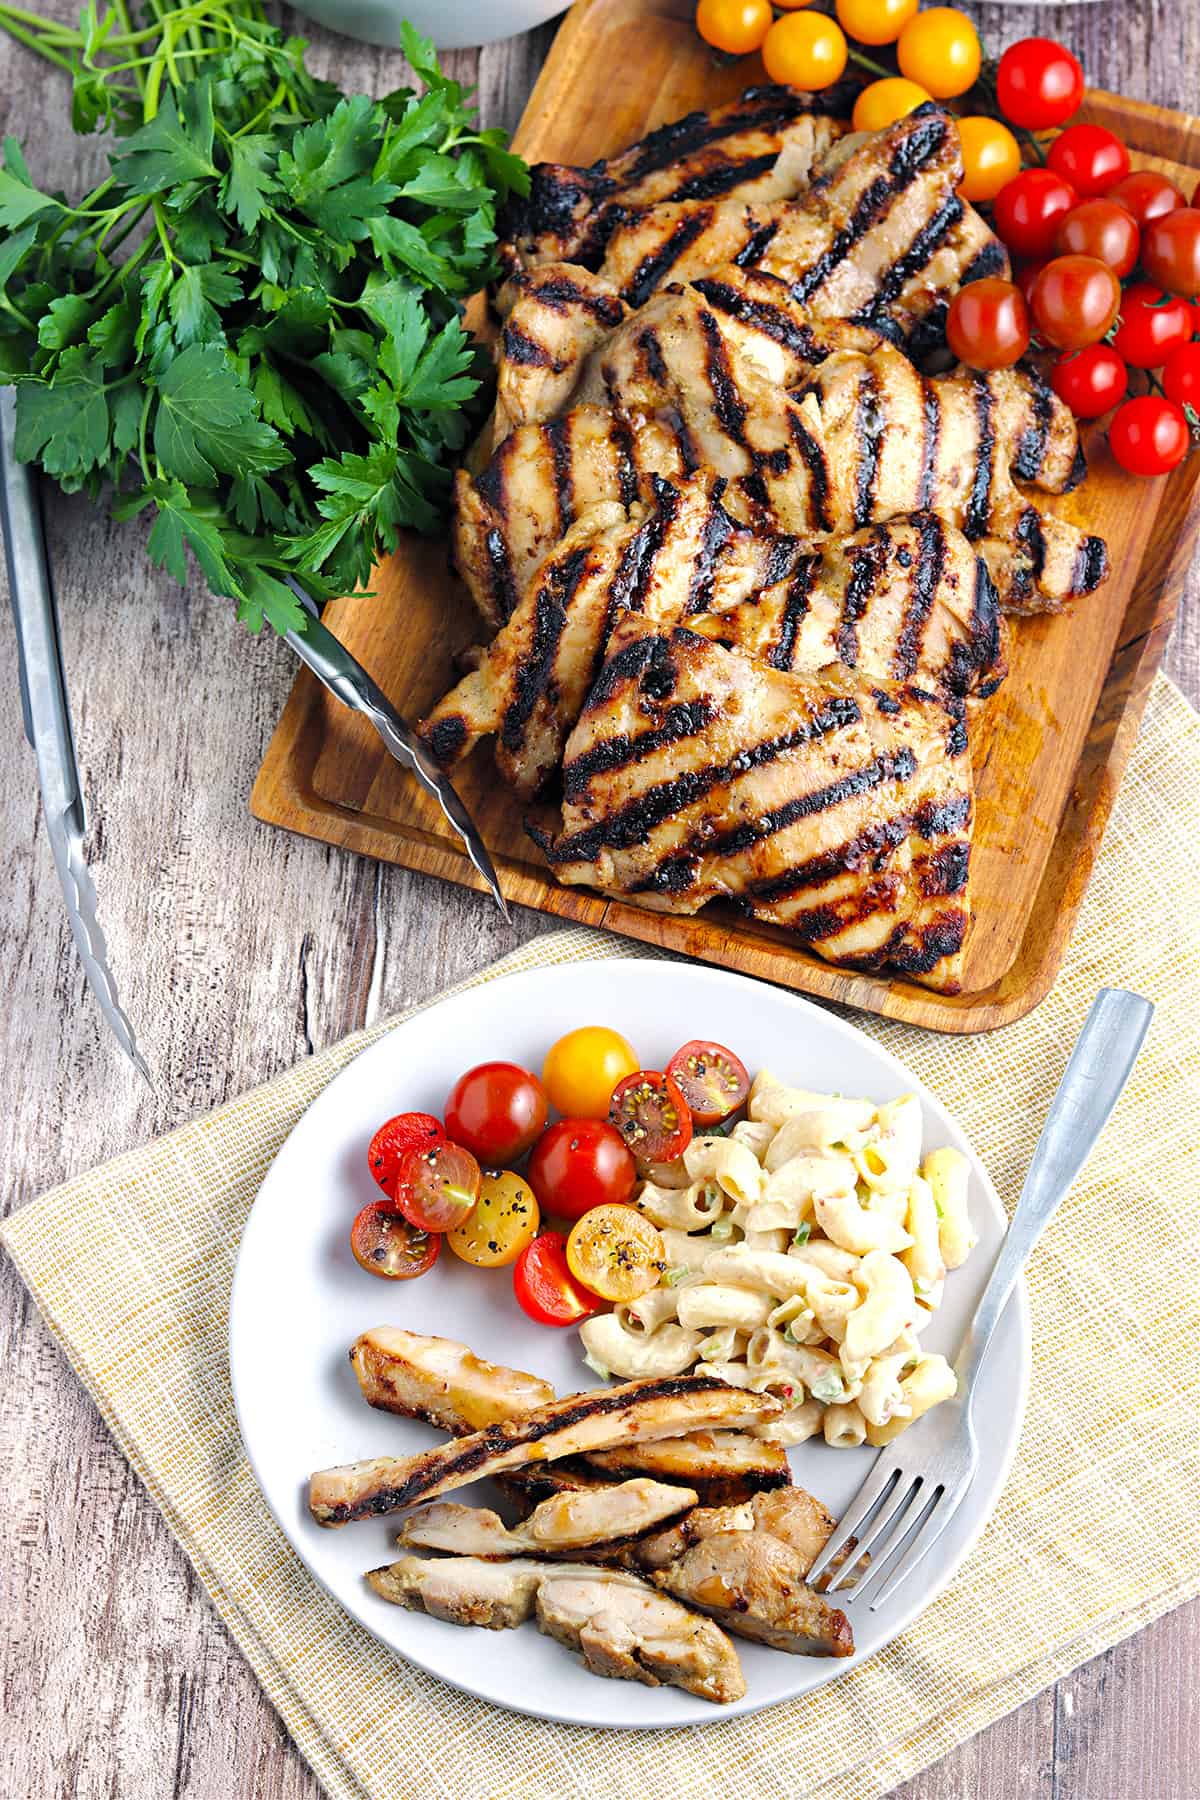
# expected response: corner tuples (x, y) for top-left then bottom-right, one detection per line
(153, 344), (287, 485)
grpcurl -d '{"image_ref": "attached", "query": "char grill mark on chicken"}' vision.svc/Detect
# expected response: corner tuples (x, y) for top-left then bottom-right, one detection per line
(593, 105), (1007, 345)
(534, 617), (973, 992)
(495, 85), (851, 297)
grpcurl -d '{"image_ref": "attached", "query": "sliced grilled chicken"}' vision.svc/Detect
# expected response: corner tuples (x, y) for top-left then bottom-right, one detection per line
(533, 617), (973, 991)
(350, 1327), (555, 1435)
(397, 1479), (698, 1560)
(310, 1373), (781, 1525)
(582, 1430), (792, 1504)
(495, 84), (850, 297)
(495, 264), (630, 445)
(455, 337), (1105, 626)
(596, 104), (1006, 349)
(627, 1488), (837, 1576)
(654, 1528), (854, 1656)
(369, 1555), (746, 1702)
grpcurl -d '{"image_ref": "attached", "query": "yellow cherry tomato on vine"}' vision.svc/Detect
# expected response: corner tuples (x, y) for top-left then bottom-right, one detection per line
(762, 11), (848, 89)
(956, 116), (1022, 205)
(897, 7), (981, 99)
(836, 0), (918, 48)
(695, 0), (773, 55)
(851, 76), (932, 132)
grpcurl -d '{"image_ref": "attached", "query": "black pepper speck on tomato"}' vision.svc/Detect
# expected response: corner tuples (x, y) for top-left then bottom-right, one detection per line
(609, 1071), (693, 1163)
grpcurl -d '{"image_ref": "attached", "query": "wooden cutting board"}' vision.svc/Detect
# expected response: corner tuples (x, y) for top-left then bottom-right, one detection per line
(251, 0), (1200, 1034)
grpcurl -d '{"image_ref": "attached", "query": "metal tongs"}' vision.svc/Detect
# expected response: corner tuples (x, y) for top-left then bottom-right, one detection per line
(1, 389), (507, 1079)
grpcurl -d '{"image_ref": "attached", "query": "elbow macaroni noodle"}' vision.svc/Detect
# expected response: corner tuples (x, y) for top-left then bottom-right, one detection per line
(577, 1070), (975, 1445)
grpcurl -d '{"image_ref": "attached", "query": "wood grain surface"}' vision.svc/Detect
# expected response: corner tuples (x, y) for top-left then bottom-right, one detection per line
(0, 4), (1196, 1797)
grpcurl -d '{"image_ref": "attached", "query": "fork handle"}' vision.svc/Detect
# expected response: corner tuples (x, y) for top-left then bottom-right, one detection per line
(955, 987), (1153, 1405)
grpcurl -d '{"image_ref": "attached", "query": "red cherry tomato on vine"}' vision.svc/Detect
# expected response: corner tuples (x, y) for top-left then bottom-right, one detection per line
(946, 278), (1031, 369)
(993, 169), (1078, 261)
(1030, 255), (1121, 351)
(1141, 209), (1200, 300)
(1054, 199), (1140, 278)
(666, 1039), (751, 1127)
(1111, 283), (1195, 368)
(444, 1061), (548, 1163)
(1162, 341), (1200, 412)
(995, 37), (1084, 131)
(609, 1070), (693, 1163)
(1050, 344), (1128, 419)
(527, 1118), (637, 1222)
(350, 1200), (441, 1279)
(1046, 124), (1130, 197)
(1109, 396), (1191, 476)
(367, 1111), (445, 1198)
(513, 1230), (602, 1326)
(1106, 170), (1185, 230)
(396, 1140), (482, 1233)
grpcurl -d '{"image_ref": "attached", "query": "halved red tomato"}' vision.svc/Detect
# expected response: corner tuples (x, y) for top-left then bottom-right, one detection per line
(513, 1230), (603, 1326)
(350, 1200), (441, 1279)
(367, 1111), (445, 1199)
(609, 1071), (693, 1162)
(396, 1140), (481, 1232)
(666, 1040), (751, 1127)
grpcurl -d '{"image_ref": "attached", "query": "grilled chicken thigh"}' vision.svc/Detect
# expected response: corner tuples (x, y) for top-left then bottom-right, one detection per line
(369, 1556), (747, 1703)
(350, 1327), (555, 1434)
(534, 616), (974, 991)
(310, 1373), (781, 1525)
(655, 1529), (854, 1656)
(495, 83), (849, 298)
(397, 1479), (698, 1559)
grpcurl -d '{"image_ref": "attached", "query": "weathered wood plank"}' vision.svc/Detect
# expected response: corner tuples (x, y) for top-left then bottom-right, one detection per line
(0, 4), (1195, 1798)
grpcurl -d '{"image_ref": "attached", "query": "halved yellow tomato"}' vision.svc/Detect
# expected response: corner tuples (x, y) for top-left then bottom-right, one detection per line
(447, 1169), (539, 1268)
(566, 1204), (666, 1303)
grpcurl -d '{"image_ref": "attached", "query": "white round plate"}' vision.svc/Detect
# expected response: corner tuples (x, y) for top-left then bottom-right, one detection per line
(230, 959), (1029, 1728)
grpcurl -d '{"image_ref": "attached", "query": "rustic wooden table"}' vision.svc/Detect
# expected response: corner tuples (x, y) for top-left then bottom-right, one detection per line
(1, 3), (1197, 1796)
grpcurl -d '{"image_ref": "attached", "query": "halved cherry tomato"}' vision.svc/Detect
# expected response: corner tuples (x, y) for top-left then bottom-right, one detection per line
(1106, 170), (1184, 230)
(694, 0), (772, 56)
(946, 278), (1031, 370)
(896, 7), (980, 100)
(447, 1169), (539, 1267)
(1030, 256), (1121, 352)
(835, 0), (917, 47)
(1112, 283), (1195, 369)
(993, 169), (1078, 262)
(1054, 199), (1140, 278)
(527, 1118), (637, 1222)
(610, 1071), (693, 1163)
(1141, 208), (1200, 300)
(1163, 340), (1200, 411)
(1046, 124), (1130, 197)
(542, 1026), (639, 1120)
(513, 1230), (602, 1326)
(566, 1205), (666, 1303)
(995, 37), (1083, 131)
(367, 1111), (445, 1199)
(667, 1040), (751, 1127)
(444, 1061), (548, 1163)
(956, 117), (1021, 206)
(396, 1140), (481, 1233)
(1109, 396), (1191, 476)
(761, 11), (847, 90)
(851, 77), (931, 134)
(1050, 344), (1128, 419)
(350, 1199), (441, 1279)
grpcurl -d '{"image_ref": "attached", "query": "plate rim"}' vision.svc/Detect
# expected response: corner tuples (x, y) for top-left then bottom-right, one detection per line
(229, 955), (1032, 1728)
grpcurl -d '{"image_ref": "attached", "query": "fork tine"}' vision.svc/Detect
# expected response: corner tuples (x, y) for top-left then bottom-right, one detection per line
(823, 1472), (931, 1595)
(867, 1483), (962, 1610)
(851, 1481), (944, 1602)
(805, 1455), (902, 1588)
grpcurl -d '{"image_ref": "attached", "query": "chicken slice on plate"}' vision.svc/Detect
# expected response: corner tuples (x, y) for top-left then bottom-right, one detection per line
(397, 1478), (698, 1560)
(582, 1429), (792, 1504)
(596, 104), (1006, 349)
(350, 1326), (555, 1435)
(494, 83), (850, 298)
(368, 1556), (746, 1702)
(310, 1373), (781, 1525)
(533, 616), (974, 992)
(629, 1487), (835, 1575)
(654, 1526), (854, 1657)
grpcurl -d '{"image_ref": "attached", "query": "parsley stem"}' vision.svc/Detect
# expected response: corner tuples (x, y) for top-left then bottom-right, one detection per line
(0, 15), (75, 69)
(0, 5), (78, 38)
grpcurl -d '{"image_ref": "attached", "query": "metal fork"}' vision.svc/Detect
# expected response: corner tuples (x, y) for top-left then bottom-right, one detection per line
(806, 986), (1154, 1613)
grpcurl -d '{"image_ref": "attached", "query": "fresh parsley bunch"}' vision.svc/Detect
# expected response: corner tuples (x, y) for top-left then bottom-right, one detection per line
(0, 1), (527, 633)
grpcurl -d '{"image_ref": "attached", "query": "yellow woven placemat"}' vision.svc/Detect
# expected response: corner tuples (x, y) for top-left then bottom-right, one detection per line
(5, 672), (1200, 1800)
